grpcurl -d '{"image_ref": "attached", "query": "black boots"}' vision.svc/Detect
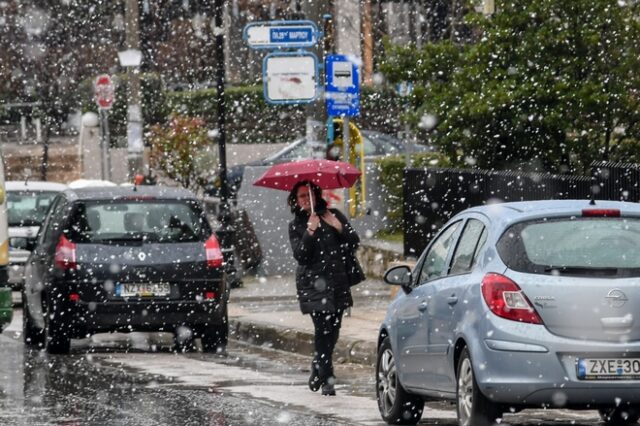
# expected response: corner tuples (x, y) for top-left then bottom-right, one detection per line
(308, 365), (321, 392)
(321, 382), (336, 396)
(308, 363), (336, 396)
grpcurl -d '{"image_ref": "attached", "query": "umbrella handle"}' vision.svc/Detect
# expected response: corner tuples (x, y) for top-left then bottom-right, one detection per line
(308, 183), (315, 216)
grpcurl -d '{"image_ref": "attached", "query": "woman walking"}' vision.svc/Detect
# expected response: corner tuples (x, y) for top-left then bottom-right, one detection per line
(288, 181), (361, 396)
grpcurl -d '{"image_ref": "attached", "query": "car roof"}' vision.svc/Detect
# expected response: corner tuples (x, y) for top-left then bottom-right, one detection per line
(459, 199), (640, 229)
(6, 181), (67, 192)
(62, 185), (198, 202)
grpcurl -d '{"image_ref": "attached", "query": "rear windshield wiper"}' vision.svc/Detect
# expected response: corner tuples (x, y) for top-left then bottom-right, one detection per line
(544, 266), (619, 275)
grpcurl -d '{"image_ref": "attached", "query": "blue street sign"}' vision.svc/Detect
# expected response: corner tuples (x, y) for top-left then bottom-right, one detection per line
(325, 54), (360, 117)
(243, 20), (320, 49)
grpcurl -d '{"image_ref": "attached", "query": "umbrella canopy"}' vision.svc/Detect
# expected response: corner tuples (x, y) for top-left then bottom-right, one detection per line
(253, 159), (361, 191)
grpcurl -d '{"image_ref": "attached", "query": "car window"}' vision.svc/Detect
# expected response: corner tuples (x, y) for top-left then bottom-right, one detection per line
(41, 196), (69, 246)
(418, 221), (462, 284)
(66, 200), (211, 244)
(450, 219), (486, 275)
(362, 132), (401, 155)
(279, 142), (309, 160)
(497, 217), (640, 276)
(7, 190), (59, 227)
(361, 136), (377, 155)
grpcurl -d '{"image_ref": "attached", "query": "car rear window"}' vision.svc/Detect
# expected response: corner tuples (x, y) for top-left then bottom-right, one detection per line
(66, 200), (211, 244)
(497, 217), (640, 276)
(7, 191), (58, 226)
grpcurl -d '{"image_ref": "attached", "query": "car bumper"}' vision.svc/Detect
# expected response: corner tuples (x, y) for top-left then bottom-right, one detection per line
(472, 320), (640, 407)
(63, 299), (227, 338)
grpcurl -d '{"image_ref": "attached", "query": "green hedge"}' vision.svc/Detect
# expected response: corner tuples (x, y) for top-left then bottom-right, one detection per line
(376, 152), (451, 232)
(80, 81), (409, 144)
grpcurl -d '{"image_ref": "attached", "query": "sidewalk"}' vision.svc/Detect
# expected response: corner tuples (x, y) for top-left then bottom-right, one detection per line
(228, 274), (394, 366)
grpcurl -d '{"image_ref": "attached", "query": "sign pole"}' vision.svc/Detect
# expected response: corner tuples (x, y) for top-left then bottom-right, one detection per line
(99, 109), (106, 180)
(105, 110), (112, 181)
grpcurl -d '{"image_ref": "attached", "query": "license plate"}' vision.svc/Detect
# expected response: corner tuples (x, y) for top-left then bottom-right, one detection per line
(577, 358), (640, 380)
(116, 283), (170, 297)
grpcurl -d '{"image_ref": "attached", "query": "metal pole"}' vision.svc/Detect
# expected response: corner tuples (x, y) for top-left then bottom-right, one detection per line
(213, 0), (240, 288)
(214, 0), (228, 211)
(99, 109), (106, 180)
(105, 111), (112, 181)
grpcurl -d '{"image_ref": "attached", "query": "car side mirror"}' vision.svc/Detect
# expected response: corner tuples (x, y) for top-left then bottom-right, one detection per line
(11, 237), (36, 251)
(384, 265), (412, 289)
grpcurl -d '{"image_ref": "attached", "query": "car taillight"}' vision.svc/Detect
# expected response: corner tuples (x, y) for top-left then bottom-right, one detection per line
(582, 208), (620, 217)
(204, 235), (223, 268)
(481, 273), (542, 324)
(55, 235), (77, 270)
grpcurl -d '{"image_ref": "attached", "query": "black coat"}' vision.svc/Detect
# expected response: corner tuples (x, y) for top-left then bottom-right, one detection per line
(289, 206), (360, 314)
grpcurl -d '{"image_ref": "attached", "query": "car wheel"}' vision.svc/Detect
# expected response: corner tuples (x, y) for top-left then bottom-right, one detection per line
(174, 327), (197, 353)
(456, 347), (501, 426)
(599, 406), (640, 425)
(22, 290), (44, 347)
(376, 337), (424, 425)
(201, 321), (228, 354)
(43, 300), (70, 354)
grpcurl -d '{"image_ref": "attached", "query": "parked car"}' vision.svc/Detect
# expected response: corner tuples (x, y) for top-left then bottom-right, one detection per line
(22, 186), (228, 354)
(6, 181), (67, 289)
(205, 129), (431, 198)
(378, 200), (640, 426)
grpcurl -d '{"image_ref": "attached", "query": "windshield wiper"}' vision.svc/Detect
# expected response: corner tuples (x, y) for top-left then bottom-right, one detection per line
(544, 266), (619, 275)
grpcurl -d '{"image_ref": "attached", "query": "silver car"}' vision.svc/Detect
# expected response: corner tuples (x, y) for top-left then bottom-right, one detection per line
(378, 200), (640, 426)
(6, 181), (66, 288)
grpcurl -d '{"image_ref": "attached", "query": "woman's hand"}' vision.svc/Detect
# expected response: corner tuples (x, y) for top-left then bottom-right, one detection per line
(321, 211), (343, 232)
(307, 214), (321, 234)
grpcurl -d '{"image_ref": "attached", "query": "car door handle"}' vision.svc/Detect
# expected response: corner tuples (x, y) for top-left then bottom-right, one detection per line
(447, 296), (458, 305)
(418, 301), (428, 312)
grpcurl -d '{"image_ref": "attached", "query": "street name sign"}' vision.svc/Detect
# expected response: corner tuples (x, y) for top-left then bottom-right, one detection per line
(263, 52), (318, 104)
(244, 20), (319, 49)
(325, 55), (360, 117)
(94, 74), (115, 110)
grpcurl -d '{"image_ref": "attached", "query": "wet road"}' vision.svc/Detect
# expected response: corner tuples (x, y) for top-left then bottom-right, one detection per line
(0, 313), (612, 425)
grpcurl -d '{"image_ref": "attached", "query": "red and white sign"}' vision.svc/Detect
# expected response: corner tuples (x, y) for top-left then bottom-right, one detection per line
(94, 74), (115, 110)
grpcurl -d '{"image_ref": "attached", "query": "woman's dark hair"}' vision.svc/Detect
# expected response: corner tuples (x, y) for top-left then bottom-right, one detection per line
(288, 180), (323, 214)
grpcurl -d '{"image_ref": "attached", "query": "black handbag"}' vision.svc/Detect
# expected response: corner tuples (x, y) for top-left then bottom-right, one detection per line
(344, 249), (366, 287)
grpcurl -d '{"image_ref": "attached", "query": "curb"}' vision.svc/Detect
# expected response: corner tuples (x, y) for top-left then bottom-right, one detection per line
(229, 318), (377, 367)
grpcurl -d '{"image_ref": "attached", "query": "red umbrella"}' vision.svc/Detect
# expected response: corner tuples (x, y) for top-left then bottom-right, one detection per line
(253, 159), (361, 191)
(253, 159), (361, 214)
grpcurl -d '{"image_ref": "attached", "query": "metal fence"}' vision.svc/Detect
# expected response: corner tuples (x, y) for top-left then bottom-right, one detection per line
(591, 161), (640, 203)
(403, 167), (597, 257)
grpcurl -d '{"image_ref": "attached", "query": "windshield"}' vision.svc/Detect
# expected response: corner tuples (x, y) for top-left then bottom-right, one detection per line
(497, 217), (640, 276)
(7, 191), (58, 227)
(66, 200), (211, 244)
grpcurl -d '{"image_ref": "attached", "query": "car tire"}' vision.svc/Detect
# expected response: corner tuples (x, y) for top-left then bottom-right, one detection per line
(22, 291), (44, 347)
(43, 300), (70, 354)
(456, 347), (501, 426)
(201, 321), (228, 354)
(174, 328), (197, 353)
(599, 406), (640, 425)
(376, 337), (424, 425)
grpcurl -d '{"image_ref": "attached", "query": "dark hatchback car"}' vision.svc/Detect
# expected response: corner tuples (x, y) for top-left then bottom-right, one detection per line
(22, 186), (228, 354)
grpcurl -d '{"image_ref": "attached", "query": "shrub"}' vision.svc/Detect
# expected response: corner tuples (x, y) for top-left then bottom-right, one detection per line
(376, 152), (451, 232)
